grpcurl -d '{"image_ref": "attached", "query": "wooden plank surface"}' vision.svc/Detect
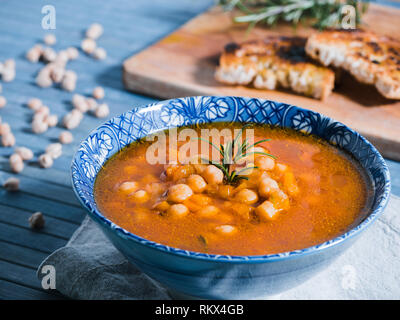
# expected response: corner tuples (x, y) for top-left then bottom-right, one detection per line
(123, 3), (400, 161)
(0, 0), (400, 300)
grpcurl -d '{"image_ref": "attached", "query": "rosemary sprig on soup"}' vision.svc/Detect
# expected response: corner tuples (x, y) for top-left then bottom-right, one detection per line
(94, 122), (372, 256)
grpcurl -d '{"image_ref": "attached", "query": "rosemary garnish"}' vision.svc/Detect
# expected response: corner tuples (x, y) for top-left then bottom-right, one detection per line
(193, 124), (275, 185)
(218, 0), (369, 31)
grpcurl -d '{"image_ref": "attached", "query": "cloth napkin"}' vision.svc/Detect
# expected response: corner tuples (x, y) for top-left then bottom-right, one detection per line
(37, 195), (400, 300)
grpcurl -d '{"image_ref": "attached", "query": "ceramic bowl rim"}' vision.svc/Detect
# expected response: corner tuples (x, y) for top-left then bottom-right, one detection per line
(71, 96), (391, 263)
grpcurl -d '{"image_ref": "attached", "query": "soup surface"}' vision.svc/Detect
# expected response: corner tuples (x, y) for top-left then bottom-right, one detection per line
(94, 122), (372, 256)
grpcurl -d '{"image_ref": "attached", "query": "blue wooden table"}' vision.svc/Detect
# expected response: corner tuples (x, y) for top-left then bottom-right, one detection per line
(0, 0), (399, 300)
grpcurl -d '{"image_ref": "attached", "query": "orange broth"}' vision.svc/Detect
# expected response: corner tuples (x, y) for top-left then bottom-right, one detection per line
(94, 123), (372, 256)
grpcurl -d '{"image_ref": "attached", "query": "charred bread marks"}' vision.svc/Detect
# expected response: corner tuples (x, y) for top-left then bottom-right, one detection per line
(306, 29), (400, 99)
(215, 37), (335, 100)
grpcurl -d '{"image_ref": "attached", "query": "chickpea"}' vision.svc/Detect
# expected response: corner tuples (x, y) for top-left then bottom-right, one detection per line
(276, 163), (288, 173)
(215, 225), (237, 235)
(258, 176), (279, 198)
(59, 131), (73, 144)
(118, 181), (139, 194)
(168, 204), (189, 218)
(86, 23), (103, 40)
(15, 147), (34, 161)
(93, 47), (107, 60)
(131, 190), (150, 203)
(256, 200), (278, 221)
(255, 155), (275, 171)
(153, 200), (170, 212)
(202, 165), (224, 185)
(283, 171), (299, 196)
(45, 143), (63, 159)
(2, 132), (16, 147)
(44, 34), (56, 46)
(38, 153), (53, 168)
(187, 174), (207, 193)
(3, 177), (19, 192)
(197, 205), (219, 218)
(81, 38), (96, 54)
(9, 153), (24, 173)
(235, 188), (259, 205)
(94, 103), (110, 118)
(27, 98), (42, 111)
(92, 86), (105, 100)
(190, 194), (212, 206)
(0, 96), (7, 108)
(218, 184), (234, 199)
(270, 189), (290, 210)
(168, 184), (193, 203)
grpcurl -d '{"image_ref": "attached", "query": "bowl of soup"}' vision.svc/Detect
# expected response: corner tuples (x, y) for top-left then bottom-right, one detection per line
(71, 96), (390, 299)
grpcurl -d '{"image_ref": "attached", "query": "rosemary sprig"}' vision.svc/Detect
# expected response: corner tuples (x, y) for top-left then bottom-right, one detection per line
(194, 124), (275, 185)
(218, 0), (369, 30)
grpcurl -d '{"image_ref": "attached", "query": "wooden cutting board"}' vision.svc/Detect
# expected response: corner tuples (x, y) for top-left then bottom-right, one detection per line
(123, 4), (400, 160)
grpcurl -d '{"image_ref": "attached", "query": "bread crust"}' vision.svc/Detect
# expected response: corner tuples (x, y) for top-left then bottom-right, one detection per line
(306, 29), (400, 99)
(215, 36), (335, 100)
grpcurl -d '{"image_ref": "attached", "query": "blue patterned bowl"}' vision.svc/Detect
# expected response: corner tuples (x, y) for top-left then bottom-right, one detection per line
(71, 96), (390, 299)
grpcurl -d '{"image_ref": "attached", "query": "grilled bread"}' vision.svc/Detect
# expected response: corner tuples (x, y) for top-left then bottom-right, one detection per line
(215, 36), (335, 100)
(306, 29), (400, 99)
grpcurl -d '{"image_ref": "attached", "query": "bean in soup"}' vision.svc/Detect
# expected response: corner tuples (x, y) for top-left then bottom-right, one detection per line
(94, 122), (372, 256)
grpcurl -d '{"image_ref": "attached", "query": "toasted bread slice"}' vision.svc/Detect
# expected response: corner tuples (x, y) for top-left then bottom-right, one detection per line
(215, 36), (335, 100)
(306, 29), (400, 99)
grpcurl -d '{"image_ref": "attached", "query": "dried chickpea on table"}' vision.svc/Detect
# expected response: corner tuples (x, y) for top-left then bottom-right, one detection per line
(94, 123), (370, 256)
(0, 23), (109, 230)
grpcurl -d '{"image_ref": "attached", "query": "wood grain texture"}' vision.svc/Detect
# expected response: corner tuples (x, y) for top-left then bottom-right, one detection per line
(123, 3), (400, 160)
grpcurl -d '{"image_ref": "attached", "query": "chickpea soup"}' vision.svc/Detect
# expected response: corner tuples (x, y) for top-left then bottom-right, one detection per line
(94, 122), (372, 256)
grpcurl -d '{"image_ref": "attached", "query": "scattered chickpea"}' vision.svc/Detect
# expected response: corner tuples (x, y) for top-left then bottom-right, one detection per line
(2, 66), (15, 82)
(92, 86), (105, 100)
(118, 181), (139, 194)
(46, 114), (58, 127)
(86, 97), (98, 111)
(168, 184), (193, 203)
(256, 200), (278, 221)
(62, 109), (83, 129)
(26, 45), (43, 63)
(92, 47), (107, 60)
(31, 118), (49, 134)
(202, 165), (224, 185)
(27, 98), (42, 111)
(36, 67), (53, 88)
(4, 59), (15, 69)
(258, 176), (279, 198)
(276, 163), (288, 173)
(168, 204), (189, 218)
(38, 153), (53, 168)
(187, 174), (207, 193)
(66, 47), (79, 60)
(0, 122), (11, 135)
(9, 153), (24, 173)
(50, 66), (65, 83)
(255, 156), (275, 171)
(215, 225), (237, 235)
(42, 47), (57, 62)
(44, 34), (56, 46)
(3, 177), (20, 192)
(81, 38), (96, 54)
(0, 96), (6, 108)
(59, 130), (73, 144)
(2, 132), (16, 147)
(29, 212), (45, 229)
(61, 70), (77, 92)
(36, 105), (50, 117)
(45, 143), (63, 159)
(86, 23), (103, 40)
(94, 103), (109, 118)
(15, 147), (34, 161)
(235, 188), (259, 205)
(72, 94), (89, 113)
